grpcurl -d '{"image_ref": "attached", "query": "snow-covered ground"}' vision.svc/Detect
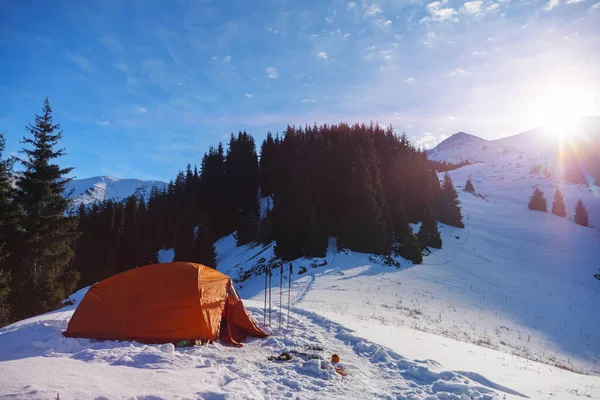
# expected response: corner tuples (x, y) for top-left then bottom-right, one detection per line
(1, 143), (599, 399)
(0, 288), (521, 399)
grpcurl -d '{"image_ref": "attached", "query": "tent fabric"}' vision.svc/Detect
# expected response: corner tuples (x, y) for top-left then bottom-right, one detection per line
(63, 262), (266, 345)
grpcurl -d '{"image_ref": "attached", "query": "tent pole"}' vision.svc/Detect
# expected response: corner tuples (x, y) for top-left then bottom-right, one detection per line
(287, 263), (292, 329)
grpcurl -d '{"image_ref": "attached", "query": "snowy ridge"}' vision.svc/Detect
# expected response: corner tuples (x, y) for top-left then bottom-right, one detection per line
(68, 176), (167, 205)
(428, 132), (520, 163)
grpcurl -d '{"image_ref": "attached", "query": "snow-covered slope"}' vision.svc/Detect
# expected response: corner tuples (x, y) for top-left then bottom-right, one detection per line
(67, 176), (167, 205)
(0, 288), (521, 399)
(428, 132), (520, 163)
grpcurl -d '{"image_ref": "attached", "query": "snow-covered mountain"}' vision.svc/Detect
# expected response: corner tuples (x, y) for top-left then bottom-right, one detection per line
(427, 132), (520, 163)
(68, 176), (167, 205)
(10, 173), (168, 205)
(493, 116), (600, 155)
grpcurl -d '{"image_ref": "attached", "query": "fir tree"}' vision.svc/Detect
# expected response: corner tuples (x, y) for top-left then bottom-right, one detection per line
(11, 99), (79, 319)
(338, 145), (387, 254)
(0, 268), (10, 326)
(551, 187), (566, 217)
(418, 206), (442, 249)
(117, 195), (140, 271)
(398, 228), (422, 264)
(437, 173), (464, 228)
(0, 133), (15, 324)
(191, 224), (217, 267)
(464, 179), (475, 193)
(528, 187), (547, 212)
(173, 226), (194, 262)
(574, 199), (589, 227)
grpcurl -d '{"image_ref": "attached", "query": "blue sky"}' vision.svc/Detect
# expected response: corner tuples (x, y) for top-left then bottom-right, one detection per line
(1, 0), (599, 181)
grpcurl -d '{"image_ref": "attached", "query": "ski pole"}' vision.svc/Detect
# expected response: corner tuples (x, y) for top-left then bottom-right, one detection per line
(279, 263), (283, 330)
(263, 265), (267, 326)
(287, 263), (292, 329)
(268, 266), (272, 327)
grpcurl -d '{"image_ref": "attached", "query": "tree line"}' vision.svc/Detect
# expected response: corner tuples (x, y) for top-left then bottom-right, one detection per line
(0, 100), (465, 325)
(528, 186), (589, 226)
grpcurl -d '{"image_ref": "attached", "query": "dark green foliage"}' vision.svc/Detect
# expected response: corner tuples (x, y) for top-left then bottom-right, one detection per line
(0, 268), (10, 326)
(418, 206), (442, 249)
(551, 187), (566, 217)
(464, 179), (475, 193)
(437, 173), (464, 228)
(337, 145), (387, 254)
(258, 207), (274, 245)
(11, 99), (79, 319)
(528, 187), (547, 212)
(224, 132), (260, 245)
(259, 132), (277, 198)
(191, 224), (217, 267)
(173, 225), (194, 262)
(398, 228), (423, 264)
(0, 134), (16, 324)
(574, 199), (589, 227)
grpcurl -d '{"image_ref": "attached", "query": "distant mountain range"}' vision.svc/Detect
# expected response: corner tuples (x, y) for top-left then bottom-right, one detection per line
(10, 173), (167, 206)
(428, 116), (600, 164)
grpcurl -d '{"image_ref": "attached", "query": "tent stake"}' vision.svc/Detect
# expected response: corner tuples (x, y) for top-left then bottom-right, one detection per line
(287, 263), (292, 329)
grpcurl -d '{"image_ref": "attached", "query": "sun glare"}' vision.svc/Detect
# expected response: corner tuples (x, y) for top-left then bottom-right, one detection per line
(531, 85), (592, 141)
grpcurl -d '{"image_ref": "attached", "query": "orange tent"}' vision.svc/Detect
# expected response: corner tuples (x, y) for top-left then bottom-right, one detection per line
(63, 262), (267, 346)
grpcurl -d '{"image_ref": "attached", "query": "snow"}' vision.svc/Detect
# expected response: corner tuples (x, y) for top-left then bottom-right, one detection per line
(1, 137), (599, 398)
(428, 132), (521, 163)
(67, 176), (167, 206)
(0, 294), (517, 399)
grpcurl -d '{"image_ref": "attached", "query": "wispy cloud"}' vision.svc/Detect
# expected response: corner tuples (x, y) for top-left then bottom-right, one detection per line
(223, 55), (232, 62)
(265, 67), (279, 79)
(375, 19), (392, 28)
(405, 77), (416, 83)
(347, 2), (358, 10)
(68, 54), (93, 73)
(245, 93), (254, 98)
(98, 36), (125, 53)
(365, 4), (382, 17)
(422, 1), (459, 23)
(591, 1), (600, 9)
(317, 51), (328, 59)
(135, 106), (148, 113)
(544, 0), (560, 11)
(448, 67), (472, 76)
(421, 32), (437, 47)
(472, 51), (488, 56)
(301, 98), (316, 103)
(98, 121), (110, 126)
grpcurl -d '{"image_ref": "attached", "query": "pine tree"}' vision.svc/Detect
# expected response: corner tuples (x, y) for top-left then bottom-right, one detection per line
(0, 267), (10, 326)
(0, 134), (13, 325)
(173, 226), (194, 262)
(338, 145), (387, 254)
(574, 199), (589, 227)
(11, 99), (79, 319)
(259, 132), (277, 198)
(418, 206), (442, 249)
(528, 187), (547, 212)
(398, 228), (422, 264)
(551, 187), (566, 217)
(437, 173), (464, 228)
(464, 179), (475, 193)
(191, 224), (217, 268)
(117, 195), (139, 271)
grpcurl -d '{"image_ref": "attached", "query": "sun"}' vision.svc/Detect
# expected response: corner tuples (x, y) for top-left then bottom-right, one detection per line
(531, 85), (592, 140)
